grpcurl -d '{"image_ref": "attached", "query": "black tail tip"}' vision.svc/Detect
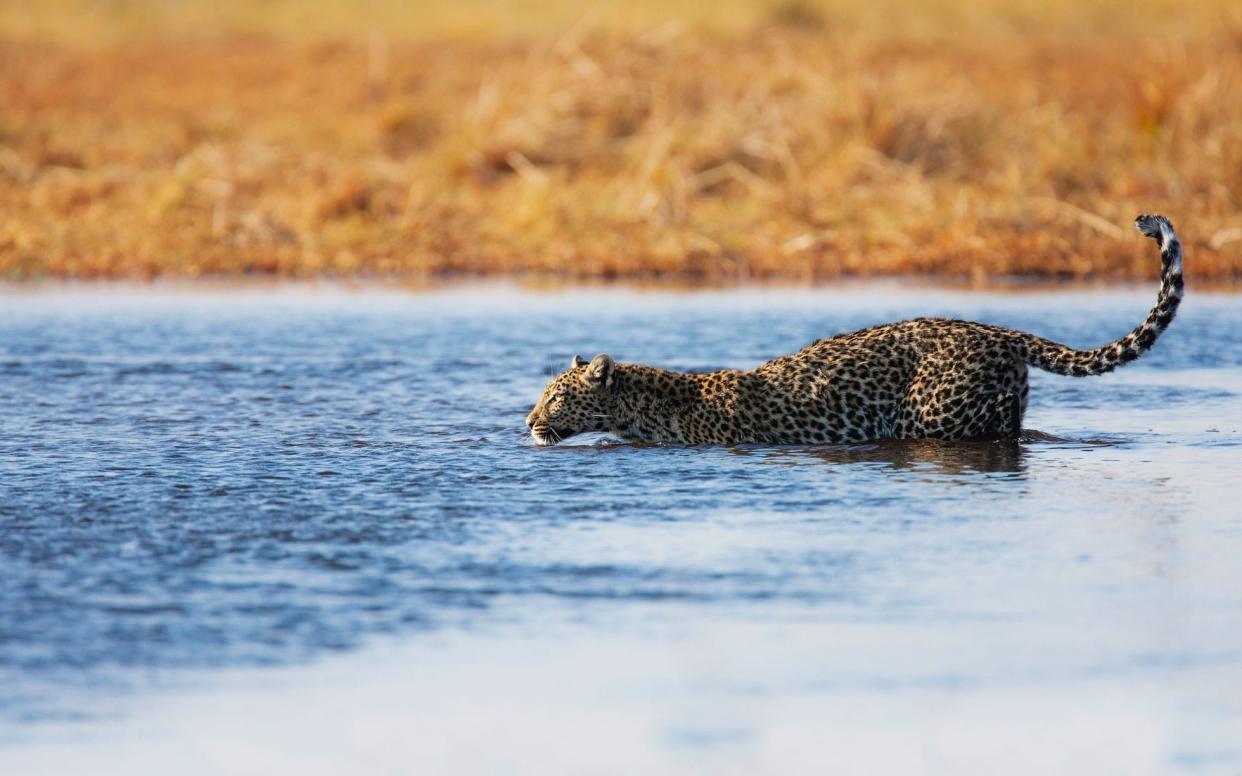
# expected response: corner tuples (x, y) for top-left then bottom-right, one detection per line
(1135, 214), (1174, 241)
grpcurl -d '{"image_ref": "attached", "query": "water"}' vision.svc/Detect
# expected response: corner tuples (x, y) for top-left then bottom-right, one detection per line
(2, 284), (1241, 774)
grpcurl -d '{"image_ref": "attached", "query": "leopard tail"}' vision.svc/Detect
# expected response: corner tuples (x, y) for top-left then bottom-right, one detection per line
(1020, 214), (1183, 377)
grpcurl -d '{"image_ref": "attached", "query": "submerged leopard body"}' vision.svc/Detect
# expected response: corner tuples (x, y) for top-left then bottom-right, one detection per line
(526, 214), (1184, 446)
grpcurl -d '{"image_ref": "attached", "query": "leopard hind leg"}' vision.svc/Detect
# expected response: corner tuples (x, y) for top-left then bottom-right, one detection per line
(993, 391), (1022, 438)
(897, 357), (1027, 440)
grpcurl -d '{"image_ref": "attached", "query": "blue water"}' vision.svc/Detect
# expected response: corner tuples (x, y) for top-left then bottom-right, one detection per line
(1, 285), (1241, 773)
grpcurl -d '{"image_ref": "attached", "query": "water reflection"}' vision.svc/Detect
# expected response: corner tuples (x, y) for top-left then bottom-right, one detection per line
(756, 437), (1027, 475)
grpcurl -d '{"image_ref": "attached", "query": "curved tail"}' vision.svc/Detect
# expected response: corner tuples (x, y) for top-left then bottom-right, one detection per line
(1023, 214), (1184, 377)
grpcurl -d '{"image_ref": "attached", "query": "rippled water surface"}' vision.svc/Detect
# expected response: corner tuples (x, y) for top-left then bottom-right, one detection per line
(2, 285), (1241, 774)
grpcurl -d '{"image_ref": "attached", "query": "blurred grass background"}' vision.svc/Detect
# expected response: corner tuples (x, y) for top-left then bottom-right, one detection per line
(1, 0), (1240, 282)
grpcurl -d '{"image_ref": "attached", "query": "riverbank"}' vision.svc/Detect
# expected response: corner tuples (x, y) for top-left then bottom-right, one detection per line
(2, 0), (1240, 282)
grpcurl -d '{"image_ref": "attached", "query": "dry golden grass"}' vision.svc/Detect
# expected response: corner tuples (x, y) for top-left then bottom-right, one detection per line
(1, 0), (1241, 282)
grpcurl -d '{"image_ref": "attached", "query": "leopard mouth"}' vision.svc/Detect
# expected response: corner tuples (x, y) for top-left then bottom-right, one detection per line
(530, 424), (565, 446)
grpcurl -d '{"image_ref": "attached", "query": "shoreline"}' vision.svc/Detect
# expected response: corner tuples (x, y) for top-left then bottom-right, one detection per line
(3, 275), (1241, 296)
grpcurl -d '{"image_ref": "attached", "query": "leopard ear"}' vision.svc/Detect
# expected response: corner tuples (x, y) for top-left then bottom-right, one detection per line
(572, 354), (588, 368)
(585, 354), (614, 388)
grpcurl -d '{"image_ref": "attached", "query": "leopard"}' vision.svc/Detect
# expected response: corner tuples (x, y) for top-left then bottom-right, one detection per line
(526, 214), (1184, 446)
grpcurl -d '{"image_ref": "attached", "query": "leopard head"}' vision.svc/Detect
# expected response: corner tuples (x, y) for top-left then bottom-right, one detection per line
(526, 353), (615, 446)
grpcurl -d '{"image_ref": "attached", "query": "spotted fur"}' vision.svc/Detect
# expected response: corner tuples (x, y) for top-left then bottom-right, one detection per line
(526, 214), (1183, 446)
